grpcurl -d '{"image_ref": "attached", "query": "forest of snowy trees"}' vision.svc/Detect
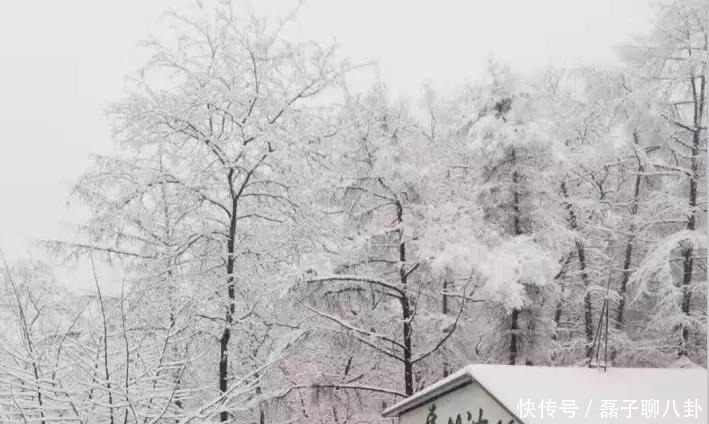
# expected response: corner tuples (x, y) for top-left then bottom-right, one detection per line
(0, 0), (706, 423)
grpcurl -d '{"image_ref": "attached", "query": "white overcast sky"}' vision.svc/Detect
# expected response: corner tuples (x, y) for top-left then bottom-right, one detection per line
(0, 0), (659, 289)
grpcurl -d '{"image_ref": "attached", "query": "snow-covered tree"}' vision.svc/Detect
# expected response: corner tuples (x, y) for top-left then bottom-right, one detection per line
(50, 2), (340, 422)
(622, 0), (707, 362)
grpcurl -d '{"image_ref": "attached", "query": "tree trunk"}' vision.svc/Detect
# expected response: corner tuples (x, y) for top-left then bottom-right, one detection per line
(509, 309), (520, 365)
(551, 256), (571, 342)
(678, 71), (704, 356)
(615, 241), (635, 330)
(396, 200), (414, 396)
(158, 144), (185, 415)
(509, 148), (522, 365)
(219, 172), (238, 422)
(616, 132), (643, 331)
(553, 298), (563, 338)
(560, 181), (594, 358)
(442, 279), (450, 377)
(680, 127), (699, 356)
(254, 372), (265, 424)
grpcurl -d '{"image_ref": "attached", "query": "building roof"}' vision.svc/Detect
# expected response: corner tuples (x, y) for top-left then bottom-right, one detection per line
(382, 364), (707, 424)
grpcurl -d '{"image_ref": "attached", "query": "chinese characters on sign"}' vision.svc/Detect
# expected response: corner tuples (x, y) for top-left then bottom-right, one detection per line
(425, 403), (516, 424)
(516, 398), (704, 420)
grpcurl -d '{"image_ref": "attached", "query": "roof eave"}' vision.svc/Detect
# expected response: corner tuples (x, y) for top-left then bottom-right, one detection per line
(381, 371), (473, 417)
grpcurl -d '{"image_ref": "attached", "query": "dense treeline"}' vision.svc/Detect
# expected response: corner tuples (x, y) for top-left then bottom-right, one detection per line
(1, 0), (706, 423)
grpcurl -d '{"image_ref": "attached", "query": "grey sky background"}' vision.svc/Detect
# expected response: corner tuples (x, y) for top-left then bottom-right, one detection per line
(0, 0), (659, 292)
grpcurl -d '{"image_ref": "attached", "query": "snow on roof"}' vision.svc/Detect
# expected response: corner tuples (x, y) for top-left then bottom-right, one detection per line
(382, 364), (708, 424)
